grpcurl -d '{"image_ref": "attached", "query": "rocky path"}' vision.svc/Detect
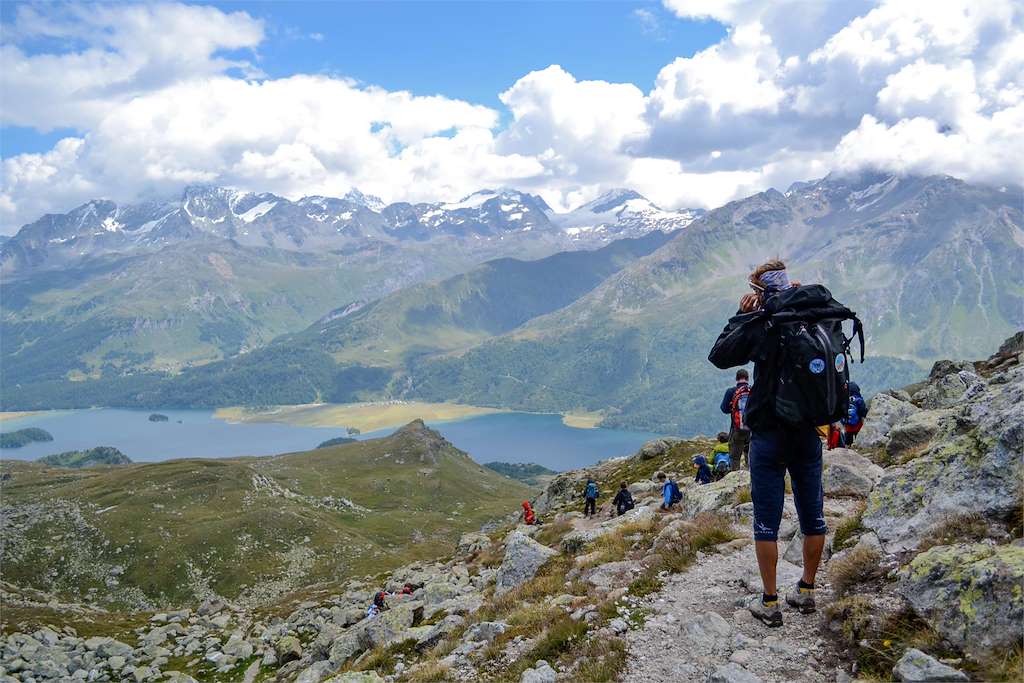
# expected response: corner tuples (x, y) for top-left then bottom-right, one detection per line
(624, 542), (844, 683)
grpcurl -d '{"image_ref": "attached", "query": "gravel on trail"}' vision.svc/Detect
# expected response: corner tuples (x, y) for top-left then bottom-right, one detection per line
(624, 542), (846, 683)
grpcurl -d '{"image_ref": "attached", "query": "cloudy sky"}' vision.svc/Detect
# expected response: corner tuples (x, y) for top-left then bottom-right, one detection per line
(1, 0), (1022, 233)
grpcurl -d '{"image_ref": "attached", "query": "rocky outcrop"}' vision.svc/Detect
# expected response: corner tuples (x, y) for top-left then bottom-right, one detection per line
(856, 393), (920, 449)
(863, 350), (1023, 552)
(684, 471), (750, 517)
(823, 448), (883, 497)
(899, 543), (1024, 660)
(495, 531), (557, 595)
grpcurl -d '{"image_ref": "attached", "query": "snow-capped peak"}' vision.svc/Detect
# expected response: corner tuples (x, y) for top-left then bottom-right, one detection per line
(342, 188), (386, 212)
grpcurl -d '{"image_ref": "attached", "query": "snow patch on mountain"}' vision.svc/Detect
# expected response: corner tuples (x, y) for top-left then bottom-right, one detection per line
(237, 201), (277, 223)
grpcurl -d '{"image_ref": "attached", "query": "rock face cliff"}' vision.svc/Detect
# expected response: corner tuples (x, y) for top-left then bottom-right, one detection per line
(0, 335), (1020, 683)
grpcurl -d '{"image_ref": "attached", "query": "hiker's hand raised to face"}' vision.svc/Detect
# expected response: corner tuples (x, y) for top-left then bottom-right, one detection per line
(739, 292), (761, 312)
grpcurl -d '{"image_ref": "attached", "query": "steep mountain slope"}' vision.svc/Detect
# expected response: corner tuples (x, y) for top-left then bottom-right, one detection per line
(0, 421), (529, 609)
(285, 229), (675, 368)
(407, 173), (1024, 434)
(1, 232), (673, 409)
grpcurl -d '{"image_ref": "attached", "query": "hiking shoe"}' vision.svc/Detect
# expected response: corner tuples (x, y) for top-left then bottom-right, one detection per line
(747, 595), (783, 627)
(785, 583), (816, 614)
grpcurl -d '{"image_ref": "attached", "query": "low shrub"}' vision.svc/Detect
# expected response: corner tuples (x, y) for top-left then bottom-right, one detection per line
(526, 615), (588, 663)
(831, 502), (866, 552)
(733, 485), (752, 505)
(572, 636), (628, 682)
(918, 512), (993, 551)
(404, 658), (451, 682)
(627, 572), (663, 597)
(828, 545), (885, 598)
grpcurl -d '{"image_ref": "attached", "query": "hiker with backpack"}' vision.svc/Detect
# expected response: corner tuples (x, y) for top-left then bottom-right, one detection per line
(721, 369), (752, 469)
(842, 382), (869, 445)
(709, 259), (863, 628)
(521, 500), (538, 525)
(657, 472), (682, 510)
(612, 482), (635, 516)
(692, 455), (712, 485)
(711, 431), (733, 481)
(583, 478), (600, 517)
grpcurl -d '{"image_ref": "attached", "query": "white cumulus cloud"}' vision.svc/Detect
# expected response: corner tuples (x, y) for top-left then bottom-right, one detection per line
(1, 0), (1022, 233)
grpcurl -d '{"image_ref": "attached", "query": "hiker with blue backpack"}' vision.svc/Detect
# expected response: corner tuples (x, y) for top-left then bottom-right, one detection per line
(583, 478), (600, 517)
(721, 368), (752, 469)
(842, 382), (869, 445)
(657, 472), (682, 510)
(709, 259), (863, 628)
(711, 432), (733, 481)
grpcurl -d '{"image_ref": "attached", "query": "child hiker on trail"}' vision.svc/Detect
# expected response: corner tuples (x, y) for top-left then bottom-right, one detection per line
(711, 431), (733, 480)
(612, 482), (635, 516)
(692, 455), (712, 485)
(521, 500), (538, 525)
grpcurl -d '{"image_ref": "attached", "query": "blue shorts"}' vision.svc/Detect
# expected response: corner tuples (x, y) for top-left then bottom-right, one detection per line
(749, 427), (827, 542)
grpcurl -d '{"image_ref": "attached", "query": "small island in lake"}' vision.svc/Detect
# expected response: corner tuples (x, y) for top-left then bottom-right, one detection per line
(483, 461), (558, 486)
(148, 413), (169, 422)
(346, 427), (361, 435)
(317, 436), (357, 449)
(38, 447), (132, 468)
(0, 428), (54, 449)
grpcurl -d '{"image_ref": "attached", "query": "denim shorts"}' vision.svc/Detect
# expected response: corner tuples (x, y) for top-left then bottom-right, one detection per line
(749, 426), (827, 542)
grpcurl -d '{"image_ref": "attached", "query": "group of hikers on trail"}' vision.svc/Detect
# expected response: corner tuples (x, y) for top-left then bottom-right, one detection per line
(366, 582), (417, 618)
(506, 259), (865, 629)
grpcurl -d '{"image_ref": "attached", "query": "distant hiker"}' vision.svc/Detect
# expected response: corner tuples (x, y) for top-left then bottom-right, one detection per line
(721, 368), (752, 469)
(582, 478), (600, 517)
(367, 604), (379, 618)
(711, 432), (732, 481)
(709, 259), (863, 628)
(842, 382), (869, 445)
(400, 583), (415, 596)
(372, 590), (389, 613)
(612, 482), (635, 516)
(657, 472), (682, 510)
(692, 455), (712, 485)
(522, 500), (538, 525)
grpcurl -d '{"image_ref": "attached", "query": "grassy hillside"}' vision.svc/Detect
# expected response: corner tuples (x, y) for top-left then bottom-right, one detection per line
(1, 232), (671, 411)
(0, 421), (530, 610)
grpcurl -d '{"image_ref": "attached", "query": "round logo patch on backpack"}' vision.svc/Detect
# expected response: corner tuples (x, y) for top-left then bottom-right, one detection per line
(834, 354), (846, 372)
(809, 358), (826, 374)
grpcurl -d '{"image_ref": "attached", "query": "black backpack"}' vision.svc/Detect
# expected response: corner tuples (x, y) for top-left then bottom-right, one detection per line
(767, 287), (864, 427)
(620, 490), (635, 511)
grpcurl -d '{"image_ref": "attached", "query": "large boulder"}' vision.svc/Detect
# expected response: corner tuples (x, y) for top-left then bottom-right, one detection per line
(863, 365), (1023, 552)
(885, 410), (948, 460)
(495, 531), (557, 595)
(364, 602), (421, 649)
(892, 648), (968, 682)
(638, 438), (683, 460)
(899, 544), (1024, 660)
(857, 394), (920, 449)
(683, 471), (750, 517)
(823, 448), (883, 497)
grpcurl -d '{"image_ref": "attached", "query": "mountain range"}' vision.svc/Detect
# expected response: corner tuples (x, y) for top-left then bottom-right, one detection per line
(1, 186), (698, 388)
(3, 172), (1021, 436)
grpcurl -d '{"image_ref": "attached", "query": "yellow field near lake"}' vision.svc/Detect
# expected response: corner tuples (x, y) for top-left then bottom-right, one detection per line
(215, 401), (507, 433)
(0, 411), (41, 422)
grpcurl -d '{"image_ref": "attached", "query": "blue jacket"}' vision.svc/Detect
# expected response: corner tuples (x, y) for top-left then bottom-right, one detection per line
(693, 456), (712, 485)
(662, 480), (679, 506)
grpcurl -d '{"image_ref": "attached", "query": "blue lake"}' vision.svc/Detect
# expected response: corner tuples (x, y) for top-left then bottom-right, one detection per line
(0, 408), (660, 471)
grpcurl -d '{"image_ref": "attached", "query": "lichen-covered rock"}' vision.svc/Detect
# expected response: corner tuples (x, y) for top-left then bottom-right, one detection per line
(885, 410), (948, 459)
(823, 463), (875, 497)
(520, 659), (557, 683)
(892, 648), (968, 682)
(913, 366), (984, 410)
(863, 364), (1023, 552)
(455, 532), (490, 557)
(324, 672), (386, 683)
(683, 471), (750, 517)
(857, 393), (920, 449)
(495, 531), (557, 595)
(275, 635), (302, 664)
(364, 602), (421, 649)
(898, 543), (1024, 660)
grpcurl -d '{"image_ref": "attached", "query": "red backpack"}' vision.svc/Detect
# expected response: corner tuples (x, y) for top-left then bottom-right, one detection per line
(731, 384), (751, 432)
